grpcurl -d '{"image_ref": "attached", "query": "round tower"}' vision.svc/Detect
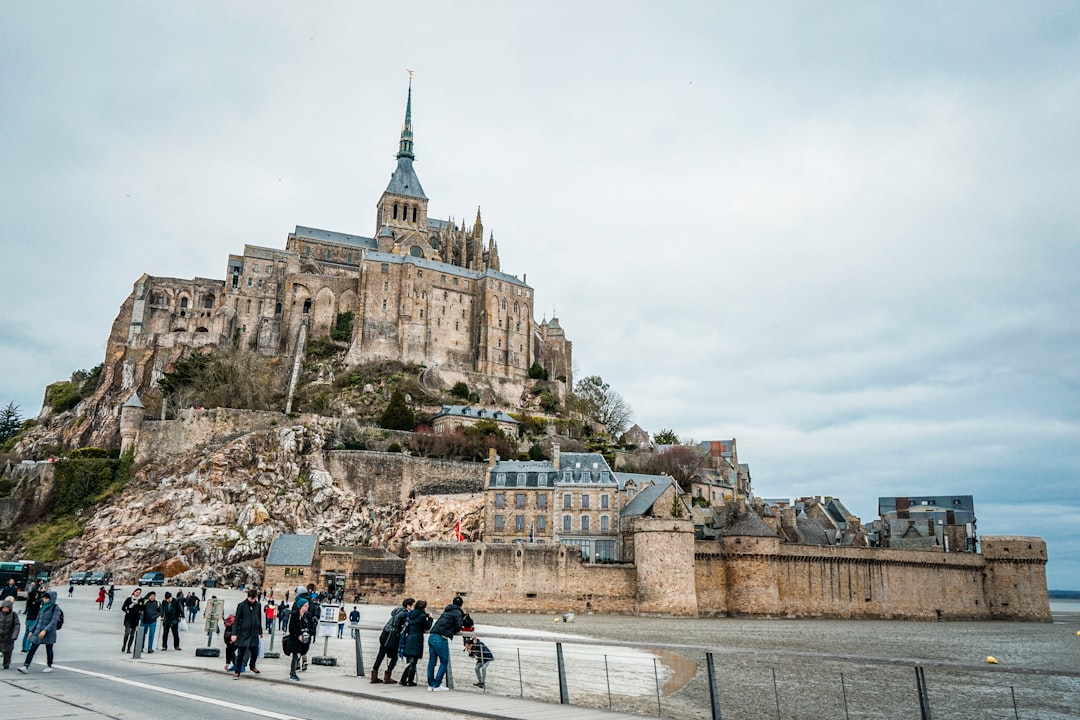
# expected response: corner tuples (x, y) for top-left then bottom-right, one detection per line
(119, 393), (145, 456)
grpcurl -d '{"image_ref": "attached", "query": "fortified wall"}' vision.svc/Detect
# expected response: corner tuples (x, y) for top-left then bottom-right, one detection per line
(406, 523), (1051, 621)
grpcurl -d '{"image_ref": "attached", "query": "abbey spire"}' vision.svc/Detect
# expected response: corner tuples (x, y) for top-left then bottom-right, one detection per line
(377, 75), (429, 244)
(397, 76), (415, 159)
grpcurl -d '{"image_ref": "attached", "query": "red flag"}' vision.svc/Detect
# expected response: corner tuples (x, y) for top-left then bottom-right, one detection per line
(455, 520), (462, 542)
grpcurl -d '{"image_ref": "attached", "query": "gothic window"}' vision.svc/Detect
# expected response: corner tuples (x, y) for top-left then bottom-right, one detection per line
(421, 291), (426, 299)
(303, 299), (311, 314)
(514, 302), (519, 314)
(419, 309), (423, 318)
(393, 203), (399, 220)
(501, 298), (507, 310)
(275, 302), (282, 314)
(180, 297), (188, 309)
(412, 206), (418, 222)
(382, 300), (387, 310)
(257, 300), (263, 314)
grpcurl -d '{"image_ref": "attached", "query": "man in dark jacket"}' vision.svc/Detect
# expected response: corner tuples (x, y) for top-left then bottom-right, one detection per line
(121, 588), (144, 652)
(370, 597), (412, 684)
(426, 596), (465, 691)
(230, 588), (263, 678)
(160, 592), (183, 651)
(0, 578), (17, 602)
(140, 591), (161, 653)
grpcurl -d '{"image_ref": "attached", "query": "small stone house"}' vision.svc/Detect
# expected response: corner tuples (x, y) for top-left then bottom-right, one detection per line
(432, 405), (520, 437)
(263, 534), (405, 602)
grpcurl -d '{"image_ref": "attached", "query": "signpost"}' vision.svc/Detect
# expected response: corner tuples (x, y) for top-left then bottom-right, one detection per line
(195, 597), (224, 657)
(311, 604), (338, 667)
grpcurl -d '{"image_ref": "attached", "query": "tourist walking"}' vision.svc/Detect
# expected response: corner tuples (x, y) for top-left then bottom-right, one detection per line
(348, 606), (360, 638)
(0, 578), (18, 602)
(160, 592), (182, 650)
(0, 597), (21, 669)
(285, 590), (316, 681)
(18, 590), (60, 673)
(139, 591), (161, 653)
(398, 599), (431, 687)
(371, 597), (411, 684)
(121, 588), (143, 653)
(107, 585), (115, 610)
(277, 600), (290, 632)
(96, 586), (106, 609)
(464, 636), (494, 689)
(336, 606), (346, 638)
(264, 600), (275, 633)
(230, 589), (263, 678)
(427, 596), (465, 691)
(186, 592), (200, 623)
(21, 580), (43, 653)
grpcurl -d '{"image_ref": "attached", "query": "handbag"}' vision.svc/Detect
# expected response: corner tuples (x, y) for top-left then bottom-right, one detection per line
(178, 618), (188, 632)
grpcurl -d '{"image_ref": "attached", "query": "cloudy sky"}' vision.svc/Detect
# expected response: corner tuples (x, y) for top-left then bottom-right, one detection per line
(2, 3), (1078, 589)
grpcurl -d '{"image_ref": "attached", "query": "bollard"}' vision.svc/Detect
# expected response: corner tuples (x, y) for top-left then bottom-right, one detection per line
(132, 625), (146, 659)
(354, 630), (364, 676)
(445, 643), (454, 690)
(705, 652), (723, 720)
(263, 624), (280, 659)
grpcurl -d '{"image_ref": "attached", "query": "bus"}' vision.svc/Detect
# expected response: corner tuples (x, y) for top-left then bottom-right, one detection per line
(0, 561), (52, 598)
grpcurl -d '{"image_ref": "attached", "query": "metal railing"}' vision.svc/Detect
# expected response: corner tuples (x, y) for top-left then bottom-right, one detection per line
(343, 622), (1080, 720)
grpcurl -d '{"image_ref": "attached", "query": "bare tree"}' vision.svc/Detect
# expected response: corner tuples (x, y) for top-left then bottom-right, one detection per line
(570, 375), (633, 437)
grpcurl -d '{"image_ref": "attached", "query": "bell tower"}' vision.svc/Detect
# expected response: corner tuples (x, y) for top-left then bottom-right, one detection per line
(376, 75), (430, 253)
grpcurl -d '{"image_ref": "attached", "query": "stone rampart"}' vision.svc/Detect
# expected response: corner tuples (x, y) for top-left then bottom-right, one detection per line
(135, 408), (322, 463)
(326, 451), (485, 505)
(405, 534), (1050, 620)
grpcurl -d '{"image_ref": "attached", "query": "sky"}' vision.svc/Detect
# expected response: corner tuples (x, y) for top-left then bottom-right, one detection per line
(2, 2), (1078, 589)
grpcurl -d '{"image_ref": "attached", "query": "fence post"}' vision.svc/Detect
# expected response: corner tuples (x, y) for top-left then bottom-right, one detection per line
(354, 630), (364, 676)
(840, 672), (850, 720)
(914, 665), (933, 720)
(772, 668), (781, 720)
(517, 648), (524, 697)
(555, 642), (569, 705)
(705, 652), (723, 720)
(653, 657), (662, 717)
(1010, 686), (1019, 720)
(604, 655), (612, 710)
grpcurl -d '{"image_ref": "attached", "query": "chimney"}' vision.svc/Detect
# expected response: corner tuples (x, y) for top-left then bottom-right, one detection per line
(552, 443), (560, 471)
(487, 447), (498, 470)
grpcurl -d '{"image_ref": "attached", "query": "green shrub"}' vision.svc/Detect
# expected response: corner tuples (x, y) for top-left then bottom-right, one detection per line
(331, 311), (354, 342)
(450, 382), (470, 399)
(528, 362), (548, 380)
(387, 442), (402, 453)
(69, 447), (110, 459)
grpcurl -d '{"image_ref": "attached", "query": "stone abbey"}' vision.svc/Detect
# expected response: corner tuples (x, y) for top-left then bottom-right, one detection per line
(106, 81), (571, 408)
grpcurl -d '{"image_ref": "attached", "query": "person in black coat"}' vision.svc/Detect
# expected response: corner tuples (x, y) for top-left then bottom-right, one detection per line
(397, 599), (432, 687)
(160, 592), (183, 651)
(230, 589), (263, 678)
(426, 596), (465, 690)
(120, 588), (144, 653)
(371, 597), (412, 684)
(285, 594), (317, 681)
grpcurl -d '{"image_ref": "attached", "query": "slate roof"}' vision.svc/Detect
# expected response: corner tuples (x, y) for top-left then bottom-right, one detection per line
(291, 226), (378, 250)
(385, 156), (427, 199)
(265, 534), (317, 566)
(123, 394), (144, 408)
(434, 406), (519, 424)
(621, 475), (674, 517)
(489, 453), (622, 488)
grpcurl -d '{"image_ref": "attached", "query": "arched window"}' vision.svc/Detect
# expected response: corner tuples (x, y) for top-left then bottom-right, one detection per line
(393, 203), (399, 220)
(180, 297), (189, 309)
(203, 296), (214, 309)
(412, 206), (417, 222)
(303, 299), (312, 314)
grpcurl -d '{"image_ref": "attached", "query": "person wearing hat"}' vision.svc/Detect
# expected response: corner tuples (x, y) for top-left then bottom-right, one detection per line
(0, 596), (21, 670)
(285, 590), (316, 681)
(18, 590), (60, 673)
(230, 588), (263, 678)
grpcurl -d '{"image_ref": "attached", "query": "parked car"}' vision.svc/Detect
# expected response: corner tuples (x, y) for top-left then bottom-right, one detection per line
(88, 571), (113, 585)
(137, 571), (165, 586)
(70, 571), (91, 585)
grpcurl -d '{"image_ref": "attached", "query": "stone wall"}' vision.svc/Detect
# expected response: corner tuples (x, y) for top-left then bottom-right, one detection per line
(404, 533), (1051, 621)
(135, 408), (323, 463)
(326, 450), (485, 505)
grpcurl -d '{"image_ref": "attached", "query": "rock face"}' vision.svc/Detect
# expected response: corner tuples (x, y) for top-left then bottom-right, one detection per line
(37, 417), (485, 586)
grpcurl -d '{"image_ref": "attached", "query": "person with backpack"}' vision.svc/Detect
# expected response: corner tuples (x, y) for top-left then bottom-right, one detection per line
(370, 597), (412, 684)
(18, 590), (60, 673)
(121, 588), (144, 653)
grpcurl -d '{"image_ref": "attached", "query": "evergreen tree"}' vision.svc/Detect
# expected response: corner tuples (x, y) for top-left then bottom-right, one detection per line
(0, 402), (21, 443)
(380, 388), (416, 431)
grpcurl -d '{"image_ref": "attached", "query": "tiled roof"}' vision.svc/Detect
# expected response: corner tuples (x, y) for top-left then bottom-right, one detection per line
(291, 226), (378, 250)
(434, 406), (519, 424)
(621, 476), (674, 517)
(385, 156), (427, 199)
